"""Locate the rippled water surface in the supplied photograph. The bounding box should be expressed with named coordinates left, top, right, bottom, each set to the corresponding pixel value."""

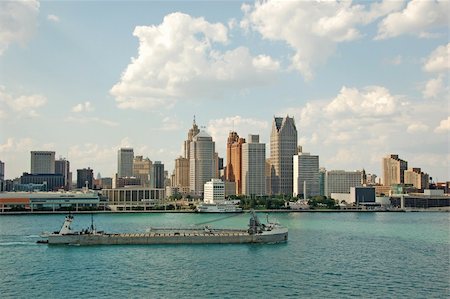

left=0, top=212, right=449, bottom=298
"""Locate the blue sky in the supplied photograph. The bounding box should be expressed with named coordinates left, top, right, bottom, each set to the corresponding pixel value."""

left=0, top=0, right=449, bottom=182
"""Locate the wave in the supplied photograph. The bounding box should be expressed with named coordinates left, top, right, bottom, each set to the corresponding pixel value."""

left=0, top=241, right=39, bottom=246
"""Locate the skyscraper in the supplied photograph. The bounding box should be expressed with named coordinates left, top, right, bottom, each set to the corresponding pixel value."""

left=133, top=156, right=152, bottom=186
left=270, top=116, right=298, bottom=195
left=77, top=168, right=94, bottom=189
left=55, top=158, right=71, bottom=190
left=118, top=148, right=134, bottom=178
left=382, top=154, right=408, bottom=186
left=174, top=156, right=190, bottom=194
left=242, top=135, right=266, bottom=196
left=404, top=168, right=429, bottom=190
left=225, top=131, right=245, bottom=194
left=0, top=160, right=4, bottom=191
left=325, top=170, right=362, bottom=197
left=293, top=151, right=319, bottom=198
left=184, top=117, right=200, bottom=160
left=189, top=131, right=216, bottom=195
left=152, top=161, right=165, bottom=189
left=31, top=151, right=55, bottom=174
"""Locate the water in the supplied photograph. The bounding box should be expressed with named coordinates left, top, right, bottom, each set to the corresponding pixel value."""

left=0, top=212, right=448, bottom=298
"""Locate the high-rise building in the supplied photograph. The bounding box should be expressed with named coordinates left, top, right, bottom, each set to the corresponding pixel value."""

left=225, top=131, right=245, bottom=194
left=319, top=168, right=326, bottom=196
left=265, top=159, right=271, bottom=195
left=31, top=151, right=55, bottom=174
left=184, top=117, right=200, bottom=160
left=118, top=148, right=134, bottom=178
left=0, top=160, right=5, bottom=191
left=77, top=168, right=94, bottom=189
left=270, top=116, right=298, bottom=195
left=242, top=135, right=266, bottom=196
left=174, top=156, right=190, bottom=194
left=152, top=161, right=165, bottom=189
left=382, top=154, right=408, bottom=186
left=133, top=156, right=152, bottom=186
left=293, top=152, right=319, bottom=198
left=325, top=170, right=363, bottom=197
left=55, top=158, right=71, bottom=190
left=190, top=131, right=216, bottom=195
left=404, top=168, right=429, bottom=190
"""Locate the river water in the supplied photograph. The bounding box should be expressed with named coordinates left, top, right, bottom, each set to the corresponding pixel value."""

left=0, top=212, right=448, bottom=298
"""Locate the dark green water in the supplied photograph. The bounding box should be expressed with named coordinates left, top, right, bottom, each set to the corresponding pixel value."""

left=0, top=212, right=448, bottom=298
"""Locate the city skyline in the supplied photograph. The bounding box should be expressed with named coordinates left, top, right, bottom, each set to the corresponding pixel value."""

left=0, top=1, right=449, bottom=181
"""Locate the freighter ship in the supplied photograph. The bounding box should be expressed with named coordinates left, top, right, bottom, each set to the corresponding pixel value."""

left=37, top=212, right=288, bottom=245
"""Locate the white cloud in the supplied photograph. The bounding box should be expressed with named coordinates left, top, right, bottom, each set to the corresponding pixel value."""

left=207, top=115, right=269, bottom=156
left=423, top=75, right=445, bottom=99
left=282, top=85, right=448, bottom=177
left=47, top=14, right=60, bottom=23
left=0, top=0, right=39, bottom=55
left=324, top=86, right=400, bottom=117
left=72, top=101, right=94, bottom=113
left=423, top=43, right=450, bottom=73
left=110, top=12, right=279, bottom=110
left=376, top=0, right=449, bottom=40
left=0, top=85, right=47, bottom=118
left=241, top=0, right=403, bottom=80
left=434, top=116, right=450, bottom=133
left=407, top=122, right=429, bottom=133
left=65, top=116, right=118, bottom=127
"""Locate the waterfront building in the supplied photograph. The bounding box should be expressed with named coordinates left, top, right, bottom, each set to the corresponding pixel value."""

left=404, top=168, right=429, bottom=190
left=203, top=179, right=225, bottom=204
left=55, top=158, right=71, bottom=190
left=76, top=168, right=94, bottom=189
left=270, top=116, right=298, bottom=195
left=382, top=154, right=407, bottom=186
left=114, top=175, right=141, bottom=188
left=350, top=187, right=376, bottom=205
left=293, top=151, right=319, bottom=198
left=0, top=191, right=101, bottom=213
left=118, top=148, right=134, bottom=178
left=19, top=173, right=65, bottom=191
left=189, top=131, right=216, bottom=195
left=241, top=135, right=266, bottom=196
left=102, top=187, right=165, bottom=211
left=133, top=156, right=152, bottom=187
left=225, top=131, right=246, bottom=194
left=31, top=151, right=55, bottom=174
left=174, top=156, right=190, bottom=194
left=325, top=170, right=362, bottom=198
left=152, top=161, right=165, bottom=189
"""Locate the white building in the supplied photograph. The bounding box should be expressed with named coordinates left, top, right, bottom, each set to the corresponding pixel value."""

left=325, top=170, right=362, bottom=197
left=31, top=151, right=55, bottom=174
left=190, top=131, right=216, bottom=195
left=293, top=152, right=319, bottom=198
left=242, top=135, right=266, bottom=196
left=203, top=179, right=225, bottom=204
left=118, top=148, right=134, bottom=178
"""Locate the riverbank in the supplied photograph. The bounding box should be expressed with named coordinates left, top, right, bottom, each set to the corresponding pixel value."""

left=1, top=207, right=448, bottom=215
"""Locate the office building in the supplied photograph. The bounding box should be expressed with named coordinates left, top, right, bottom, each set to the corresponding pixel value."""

left=55, top=158, right=71, bottom=190
left=203, top=179, right=225, bottom=203
left=133, top=156, right=152, bottom=186
left=102, top=187, right=165, bottom=211
left=0, top=160, right=4, bottom=191
left=270, top=116, right=298, bottom=195
left=319, top=168, right=326, bottom=196
left=225, top=131, right=245, bottom=194
left=118, top=148, right=134, bottom=178
left=77, top=168, right=94, bottom=189
left=31, top=151, right=55, bottom=174
left=190, top=131, right=216, bottom=195
left=293, top=152, right=319, bottom=198
left=184, top=117, right=200, bottom=160
left=404, top=168, right=429, bottom=190
left=152, top=161, right=165, bottom=189
left=382, top=154, right=407, bottom=186
left=350, top=187, right=376, bottom=205
left=242, top=135, right=266, bottom=196
left=174, top=156, right=190, bottom=194
left=20, top=173, right=64, bottom=191
left=325, top=170, right=362, bottom=197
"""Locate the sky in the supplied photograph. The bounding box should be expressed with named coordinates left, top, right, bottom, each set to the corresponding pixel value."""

left=0, top=0, right=449, bottom=182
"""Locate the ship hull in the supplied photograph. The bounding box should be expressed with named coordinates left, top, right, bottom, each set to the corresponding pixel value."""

left=45, top=228, right=288, bottom=245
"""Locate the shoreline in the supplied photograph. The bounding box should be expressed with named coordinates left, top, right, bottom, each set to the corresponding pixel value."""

left=1, top=207, right=448, bottom=215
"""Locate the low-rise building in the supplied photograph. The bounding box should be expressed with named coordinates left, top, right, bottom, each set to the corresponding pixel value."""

left=203, top=179, right=225, bottom=204
left=102, top=187, right=165, bottom=211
